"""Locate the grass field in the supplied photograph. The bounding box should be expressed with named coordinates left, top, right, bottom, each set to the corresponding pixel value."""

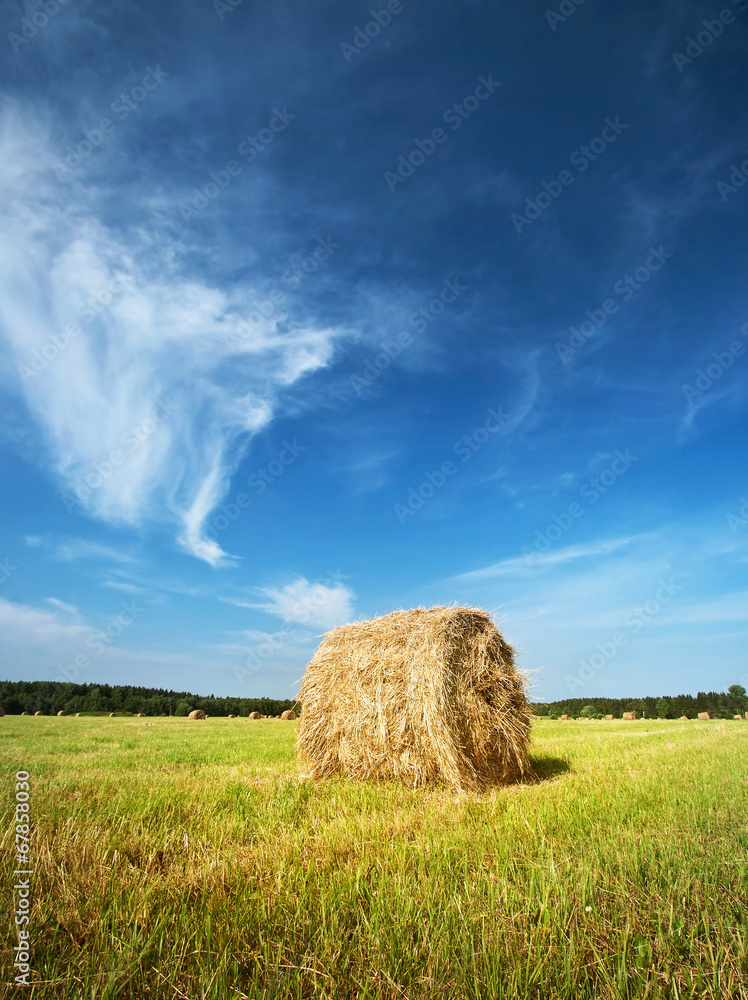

left=1, top=715, right=747, bottom=999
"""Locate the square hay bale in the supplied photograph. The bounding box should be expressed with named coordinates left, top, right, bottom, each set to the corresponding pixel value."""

left=605, top=714, right=614, bottom=720
left=296, top=606, right=531, bottom=792
left=560, top=714, right=569, bottom=721
left=697, top=712, right=710, bottom=721
left=622, top=711, right=636, bottom=720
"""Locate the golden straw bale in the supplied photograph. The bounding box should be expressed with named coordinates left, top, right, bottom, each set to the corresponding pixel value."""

left=734, top=714, right=744, bottom=720
left=135, top=713, right=146, bottom=718
left=34, top=711, right=43, bottom=716
left=697, top=712, right=710, bottom=721
left=248, top=711, right=261, bottom=719
left=57, top=710, right=66, bottom=716
left=281, top=710, right=297, bottom=720
left=679, top=715, right=689, bottom=720
left=188, top=709, right=207, bottom=720
left=605, top=714, right=614, bottom=720
left=296, top=605, right=530, bottom=792
left=560, top=714, right=569, bottom=721
left=227, top=714, right=236, bottom=718
left=622, top=712, right=636, bottom=720
left=109, top=713, right=116, bottom=717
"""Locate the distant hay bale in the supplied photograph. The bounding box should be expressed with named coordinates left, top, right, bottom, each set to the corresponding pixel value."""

left=21, top=711, right=28, bottom=716
left=227, top=714, right=236, bottom=719
left=297, top=605, right=531, bottom=792
left=248, top=711, right=261, bottom=720
left=75, top=713, right=80, bottom=717
left=188, top=709, right=207, bottom=720
left=622, top=712, right=636, bottom=720
left=109, top=713, right=116, bottom=717
left=57, top=710, right=66, bottom=716
left=679, top=715, right=689, bottom=720
left=560, top=714, right=569, bottom=721
left=605, top=714, right=614, bottom=720
left=280, top=710, right=297, bottom=720
left=34, top=711, right=43, bottom=716
left=135, top=713, right=146, bottom=718
left=697, top=712, right=710, bottom=721
left=734, top=714, right=743, bottom=720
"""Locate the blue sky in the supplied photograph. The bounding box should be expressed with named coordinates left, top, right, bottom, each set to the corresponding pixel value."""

left=0, top=0, right=746, bottom=702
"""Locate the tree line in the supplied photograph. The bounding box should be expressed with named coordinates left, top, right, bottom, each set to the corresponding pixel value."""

left=0, top=680, right=297, bottom=717
left=532, top=686, right=748, bottom=719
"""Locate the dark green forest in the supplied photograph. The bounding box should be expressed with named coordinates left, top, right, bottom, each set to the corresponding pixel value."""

left=532, top=686, right=748, bottom=719
left=1, top=679, right=746, bottom=720
left=0, top=679, right=296, bottom=717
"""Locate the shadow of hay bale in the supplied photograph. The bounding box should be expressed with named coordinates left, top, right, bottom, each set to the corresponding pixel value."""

left=297, top=605, right=531, bottom=792
left=527, top=754, right=573, bottom=783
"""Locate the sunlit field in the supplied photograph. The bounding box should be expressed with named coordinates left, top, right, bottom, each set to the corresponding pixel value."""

left=2, top=715, right=747, bottom=999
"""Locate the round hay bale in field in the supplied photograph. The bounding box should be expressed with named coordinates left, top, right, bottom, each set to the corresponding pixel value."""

left=188, top=709, right=207, bottom=720
left=21, top=711, right=28, bottom=716
left=679, top=715, right=689, bottom=720
left=560, top=714, right=569, bottom=721
left=34, top=711, right=43, bottom=716
left=227, top=714, right=236, bottom=719
left=734, top=714, right=744, bottom=720
left=75, top=712, right=80, bottom=717
left=109, top=713, right=116, bottom=717
left=622, top=712, right=636, bottom=720
left=697, top=712, right=710, bottom=721
left=135, top=713, right=146, bottom=718
left=297, top=605, right=531, bottom=792
left=281, top=710, right=297, bottom=720
left=57, top=710, right=66, bottom=716
left=605, top=714, right=614, bottom=721
left=248, top=711, right=261, bottom=720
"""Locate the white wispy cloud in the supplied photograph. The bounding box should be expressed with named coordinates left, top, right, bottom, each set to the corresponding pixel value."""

left=0, top=100, right=348, bottom=566
left=450, top=536, right=639, bottom=582
left=224, top=575, right=356, bottom=630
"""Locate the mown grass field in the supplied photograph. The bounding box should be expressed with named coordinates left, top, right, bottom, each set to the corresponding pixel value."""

left=1, top=715, right=747, bottom=999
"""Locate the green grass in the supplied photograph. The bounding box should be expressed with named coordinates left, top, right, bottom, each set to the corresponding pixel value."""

left=1, top=715, right=747, bottom=999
